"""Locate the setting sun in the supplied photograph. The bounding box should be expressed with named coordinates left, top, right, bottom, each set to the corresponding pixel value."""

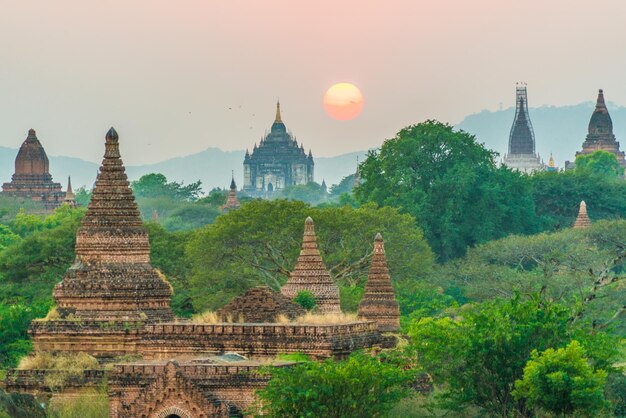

left=323, top=83, right=364, bottom=121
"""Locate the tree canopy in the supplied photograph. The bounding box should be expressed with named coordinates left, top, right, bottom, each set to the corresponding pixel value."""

left=575, top=150, right=625, bottom=178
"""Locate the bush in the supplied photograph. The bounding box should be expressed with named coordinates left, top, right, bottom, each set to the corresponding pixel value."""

left=294, top=291, right=316, bottom=311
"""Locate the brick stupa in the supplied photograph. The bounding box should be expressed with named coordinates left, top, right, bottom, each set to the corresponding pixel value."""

left=62, top=176, right=77, bottom=207
left=220, top=173, right=240, bottom=212
left=573, top=200, right=591, bottom=229
left=53, top=127, right=173, bottom=321
left=1, top=129, right=64, bottom=210
left=358, top=233, right=400, bottom=332
left=281, top=217, right=341, bottom=313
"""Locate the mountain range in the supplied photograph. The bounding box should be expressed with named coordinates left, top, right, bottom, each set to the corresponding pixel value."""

left=1, top=101, right=623, bottom=193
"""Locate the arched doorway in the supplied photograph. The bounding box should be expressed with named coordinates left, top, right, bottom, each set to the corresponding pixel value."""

left=154, top=407, right=192, bottom=418
left=166, top=415, right=181, bottom=418
left=267, top=182, right=273, bottom=192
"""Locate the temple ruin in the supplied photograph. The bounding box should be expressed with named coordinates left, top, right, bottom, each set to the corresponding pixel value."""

left=573, top=200, right=591, bottom=229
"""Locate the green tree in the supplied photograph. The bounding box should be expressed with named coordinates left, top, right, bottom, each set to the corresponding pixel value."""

left=253, top=352, right=414, bottom=417
left=187, top=200, right=433, bottom=310
left=531, top=170, right=626, bottom=230
left=74, top=186, right=92, bottom=206
left=355, top=120, right=539, bottom=260
left=329, top=173, right=356, bottom=196
left=575, top=150, right=625, bottom=178
left=278, top=182, right=328, bottom=205
left=131, top=173, right=203, bottom=201
left=294, top=291, right=316, bottom=311
left=408, top=295, right=616, bottom=416
left=513, top=341, right=609, bottom=417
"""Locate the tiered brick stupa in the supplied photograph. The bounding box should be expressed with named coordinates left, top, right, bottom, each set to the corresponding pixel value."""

left=575, top=90, right=626, bottom=170
left=358, top=233, right=400, bottom=332
left=53, top=128, right=173, bottom=321
left=573, top=200, right=591, bottom=229
left=1, top=129, right=64, bottom=210
left=281, top=217, right=341, bottom=313
left=220, top=173, right=240, bottom=212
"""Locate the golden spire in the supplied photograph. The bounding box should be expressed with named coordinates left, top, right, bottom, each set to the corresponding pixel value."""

left=548, top=153, right=555, bottom=168
left=274, top=100, right=282, bottom=123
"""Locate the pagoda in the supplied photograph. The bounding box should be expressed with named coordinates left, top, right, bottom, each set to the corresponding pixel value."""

left=281, top=217, right=341, bottom=313
left=575, top=89, right=626, bottom=170
left=358, top=233, right=400, bottom=332
left=243, top=101, right=314, bottom=196
left=1, top=129, right=64, bottom=210
left=221, top=173, right=241, bottom=212
left=62, top=176, right=77, bottom=207
left=573, top=200, right=591, bottom=229
left=502, top=85, right=545, bottom=173
left=53, top=127, right=173, bottom=321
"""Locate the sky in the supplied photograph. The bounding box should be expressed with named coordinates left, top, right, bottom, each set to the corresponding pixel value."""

left=2, top=0, right=626, bottom=165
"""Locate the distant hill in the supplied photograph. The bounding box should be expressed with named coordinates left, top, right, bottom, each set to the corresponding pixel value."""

left=455, top=101, right=626, bottom=168
left=0, top=146, right=368, bottom=194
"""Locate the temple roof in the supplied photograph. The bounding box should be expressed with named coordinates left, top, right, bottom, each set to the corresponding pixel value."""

left=508, top=89, right=536, bottom=156
left=14, top=129, right=51, bottom=176
left=587, top=89, right=614, bottom=139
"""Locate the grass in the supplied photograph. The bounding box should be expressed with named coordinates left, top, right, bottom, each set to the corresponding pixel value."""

left=285, top=312, right=358, bottom=325
left=47, top=389, right=108, bottom=418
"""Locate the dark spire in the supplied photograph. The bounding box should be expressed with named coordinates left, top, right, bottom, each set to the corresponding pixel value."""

left=508, top=85, right=536, bottom=155
left=230, top=170, right=237, bottom=190
left=587, top=89, right=614, bottom=137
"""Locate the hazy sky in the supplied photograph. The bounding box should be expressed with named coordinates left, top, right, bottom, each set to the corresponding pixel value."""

left=2, top=0, right=626, bottom=164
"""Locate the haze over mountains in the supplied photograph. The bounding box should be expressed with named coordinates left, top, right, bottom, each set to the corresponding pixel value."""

left=1, top=101, right=623, bottom=192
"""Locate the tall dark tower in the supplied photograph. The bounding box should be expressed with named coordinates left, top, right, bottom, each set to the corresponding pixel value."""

left=503, top=84, right=545, bottom=173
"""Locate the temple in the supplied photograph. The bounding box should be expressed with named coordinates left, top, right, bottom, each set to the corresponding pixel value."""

left=502, top=85, right=545, bottom=173
left=358, top=233, right=401, bottom=332
left=1, top=129, right=64, bottom=210
left=243, top=101, right=314, bottom=195
left=220, top=173, right=241, bottom=212
left=281, top=217, right=341, bottom=313
left=62, top=176, right=77, bottom=207
left=6, top=128, right=394, bottom=417
left=573, top=200, right=591, bottom=229
left=574, top=89, right=626, bottom=170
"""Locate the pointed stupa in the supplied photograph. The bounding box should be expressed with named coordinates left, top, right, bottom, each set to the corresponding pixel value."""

left=274, top=100, right=282, bottom=123
left=573, top=200, right=591, bottom=229
left=358, top=233, right=400, bottom=332
left=62, top=176, right=77, bottom=207
left=53, top=127, right=173, bottom=321
left=281, top=217, right=341, bottom=313
left=221, top=171, right=241, bottom=212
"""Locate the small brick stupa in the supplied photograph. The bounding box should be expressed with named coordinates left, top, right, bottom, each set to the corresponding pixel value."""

left=281, top=217, right=341, bottom=313
left=573, top=200, right=591, bottom=229
left=221, top=173, right=240, bottom=212
left=1, top=129, right=64, bottom=210
left=358, top=233, right=400, bottom=332
left=62, top=176, right=77, bottom=207
left=54, top=128, right=173, bottom=321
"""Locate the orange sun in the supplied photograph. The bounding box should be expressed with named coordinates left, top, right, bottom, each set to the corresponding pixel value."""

left=323, top=83, right=364, bottom=121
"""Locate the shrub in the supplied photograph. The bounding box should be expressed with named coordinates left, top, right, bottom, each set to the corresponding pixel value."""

left=294, top=291, right=316, bottom=311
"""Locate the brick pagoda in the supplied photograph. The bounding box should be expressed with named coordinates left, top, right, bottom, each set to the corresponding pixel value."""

left=220, top=173, right=240, bottom=212
left=281, top=217, right=341, bottom=313
left=1, top=129, right=64, bottom=210
left=358, top=233, right=401, bottom=332
left=62, top=176, right=77, bottom=207
left=53, top=127, right=174, bottom=322
left=573, top=200, right=591, bottom=229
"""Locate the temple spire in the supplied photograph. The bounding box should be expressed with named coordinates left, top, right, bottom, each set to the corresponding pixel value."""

left=275, top=100, right=282, bottom=123
left=62, top=176, right=77, bottom=207
left=596, top=89, right=607, bottom=110
left=358, top=233, right=400, bottom=332
left=573, top=200, right=591, bottom=229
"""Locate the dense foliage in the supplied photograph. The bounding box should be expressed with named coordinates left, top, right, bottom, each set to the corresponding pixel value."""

left=355, top=121, right=539, bottom=260
left=187, top=199, right=434, bottom=310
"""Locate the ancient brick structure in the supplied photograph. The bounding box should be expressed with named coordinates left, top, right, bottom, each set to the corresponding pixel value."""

left=220, top=174, right=240, bottom=212
left=53, top=127, right=173, bottom=322
left=358, top=234, right=400, bottom=332
left=281, top=217, right=341, bottom=313
left=243, top=102, right=314, bottom=196
left=62, top=176, right=78, bottom=207
left=573, top=200, right=591, bottom=229
left=109, top=358, right=292, bottom=418
left=1, top=129, right=64, bottom=210
left=575, top=89, right=626, bottom=170
left=216, top=286, right=304, bottom=323
left=139, top=321, right=380, bottom=360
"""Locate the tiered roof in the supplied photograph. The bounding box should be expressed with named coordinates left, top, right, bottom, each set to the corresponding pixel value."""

left=221, top=173, right=240, bottom=212
left=573, top=200, right=591, bottom=229
left=281, top=217, right=340, bottom=313
left=54, top=128, right=173, bottom=321
left=358, top=233, right=400, bottom=332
